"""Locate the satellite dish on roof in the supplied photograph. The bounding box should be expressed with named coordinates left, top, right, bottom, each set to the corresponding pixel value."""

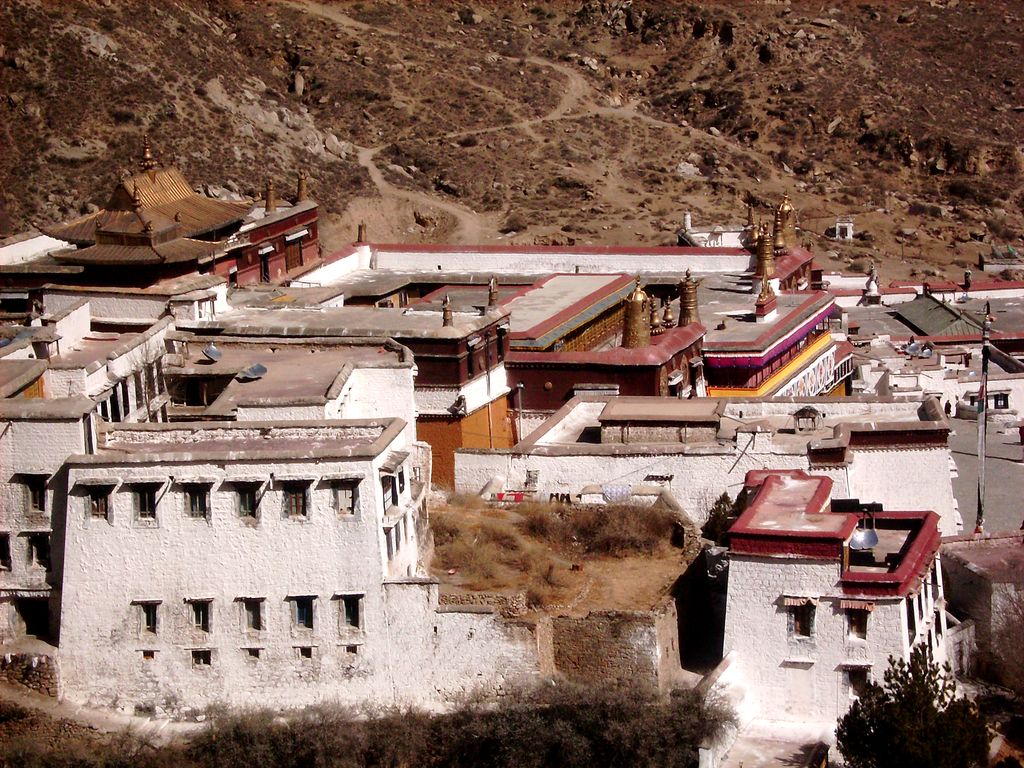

left=849, top=513, right=879, bottom=551
left=236, top=363, right=267, bottom=381
left=921, top=347, right=934, bottom=359
left=906, top=341, right=921, bottom=356
left=202, top=343, right=222, bottom=362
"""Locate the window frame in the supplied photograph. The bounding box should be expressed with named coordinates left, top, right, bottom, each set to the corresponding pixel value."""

left=132, top=483, right=160, bottom=522
left=788, top=602, right=815, bottom=639
left=331, top=480, right=360, bottom=517
left=23, top=475, right=47, bottom=514
left=282, top=481, right=310, bottom=519
left=183, top=483, right=212, bottom=520
left=88, top=487, right=112, bottom=520
left=241, top=598, right=264, bottom=632
left=187, top=599, right=212, bottom=633
left=26, top=533, right=50, bottom=571
left=847, top=608, right=869, bottom=640
left=0, top=533, right=10, bottom=571
left=135, top=601, right=160, bottom=635
left=191, top=649, right=212, bottom=667
left=338, top=593, right=363, bottom=630
left=236, top=483, right=260, bottom=520
left=290, top=595, right=315, bottom=631
left=847, top=668, right=869, bottom=698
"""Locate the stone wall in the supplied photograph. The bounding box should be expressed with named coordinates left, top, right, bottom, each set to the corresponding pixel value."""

left=372, top=246, right=753, bottom=275
left=545, top=601, right=682, bottom=692
left=0, top=652, right=57, bottom=696
left=439, top=591, right=527, bottom=618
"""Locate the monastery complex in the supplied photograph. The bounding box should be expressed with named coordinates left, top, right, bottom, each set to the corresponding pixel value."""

left=0, top=141, right=1022, bottom=756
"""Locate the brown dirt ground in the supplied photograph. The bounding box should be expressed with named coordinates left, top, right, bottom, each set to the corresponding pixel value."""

left=431, top=500, right=694, bottom=618
left=2, top=1, right=1022, bottom=283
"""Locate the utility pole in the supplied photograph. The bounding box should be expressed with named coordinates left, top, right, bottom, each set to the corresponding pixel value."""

left=975, top=302, right=993, bottom=535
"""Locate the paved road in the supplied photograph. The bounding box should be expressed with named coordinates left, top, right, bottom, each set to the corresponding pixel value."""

left=948, top=416, right=1023, bottom=534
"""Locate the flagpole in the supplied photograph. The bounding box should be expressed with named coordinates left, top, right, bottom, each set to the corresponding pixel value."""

left=975, top=303, right=992, bottom=535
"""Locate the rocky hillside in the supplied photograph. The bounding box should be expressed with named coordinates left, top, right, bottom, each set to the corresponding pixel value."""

left=1, top=0, right=1022, bottom=280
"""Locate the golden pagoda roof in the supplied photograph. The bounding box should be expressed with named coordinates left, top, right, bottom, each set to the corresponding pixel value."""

left=43, top=140, right=251, bottom=245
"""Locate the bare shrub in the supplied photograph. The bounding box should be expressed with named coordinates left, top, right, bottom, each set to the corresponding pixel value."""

left=516, top=503, right=677, bottom=557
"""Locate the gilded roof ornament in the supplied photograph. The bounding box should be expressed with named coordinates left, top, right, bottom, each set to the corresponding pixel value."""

left=139, top=135, right=158, bottom=172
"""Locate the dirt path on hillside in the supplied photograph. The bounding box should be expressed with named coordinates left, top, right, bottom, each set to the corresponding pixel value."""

left=280, top=0, right=786, bottom=245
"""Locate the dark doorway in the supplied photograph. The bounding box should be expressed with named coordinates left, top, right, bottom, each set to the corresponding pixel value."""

left=15, top=598, right=49, bottom=639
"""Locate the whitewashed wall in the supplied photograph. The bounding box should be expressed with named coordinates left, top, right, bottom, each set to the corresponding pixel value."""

left=722, top=554, right=943, bottom=724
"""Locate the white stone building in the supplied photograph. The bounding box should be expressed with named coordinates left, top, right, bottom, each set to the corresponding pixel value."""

left=56, top=419, right=539, bottom=714
left=722, top=469, right=947, bottom=726
left=455, top=395, right=961, bottom=534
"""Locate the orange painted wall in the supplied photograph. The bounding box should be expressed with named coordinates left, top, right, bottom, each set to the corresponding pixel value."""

left=418, top=398, right=513, bottom=487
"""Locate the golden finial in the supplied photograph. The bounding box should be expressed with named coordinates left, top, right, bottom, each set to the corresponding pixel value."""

left=629, top=276, right=647, bottom=303
left=132, top=184, right=143, bottom=211
left=139, top=135, right=158, bottom=171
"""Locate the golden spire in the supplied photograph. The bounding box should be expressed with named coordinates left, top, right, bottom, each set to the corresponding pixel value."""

left=356, top=221, right=367, bottom=243
left=662, top=300, right=675, bottom=328
left=679, top=269, right=701, bottom=327
left=650, top=298, right=663, bottom=334
left=775, top=194, right=797, bottom=251
left=756, top=222, right=775, bottom=279
left=139, top=135, right=158, bottom=171
left=623, top=277, right=651, bottom=349
left=296, top=170, right=309, bottom=202
left=629, top=276, right=647, bottom=303
left=132, top=184, right=143, bottom=211
left=773, top=206, right=785, bottom=252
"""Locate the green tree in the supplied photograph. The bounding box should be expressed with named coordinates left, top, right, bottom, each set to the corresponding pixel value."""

left=836, top=646, right=989, bottom=768
left=701, top=492, right=735, bottom=546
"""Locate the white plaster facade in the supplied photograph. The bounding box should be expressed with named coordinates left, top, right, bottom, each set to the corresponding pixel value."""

left=0, top=399, right=93, bottom=642
left=368, top=245, right=753, bottom=276
left=723, top=554, right=947, bottom=725
left=57, top=420, right=539, bottom=714
left=455, top=397, right=959, bottom=532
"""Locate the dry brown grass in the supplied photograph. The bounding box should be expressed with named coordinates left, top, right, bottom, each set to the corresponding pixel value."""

left=515, top=502, right=678, bottom=557
left=433, top=499, right=682, bottom=609
left=432, top=509, right=559, bottom=596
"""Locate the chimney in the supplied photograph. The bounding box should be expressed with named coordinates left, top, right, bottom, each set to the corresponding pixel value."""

left=356, top=221, right=367, bottom=243
left=622, top=278, right=651, bottom=349
left=442, top=294, right=453, bottom=327
left=264, top=179, right=277, bottom=214
left=683, top=211, right=693, bottom=231
left=296, top=170, right=309, bottom=202
left=678, top=269, right=701, bottom=327
left=487, top=276, right=499, bottom=308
